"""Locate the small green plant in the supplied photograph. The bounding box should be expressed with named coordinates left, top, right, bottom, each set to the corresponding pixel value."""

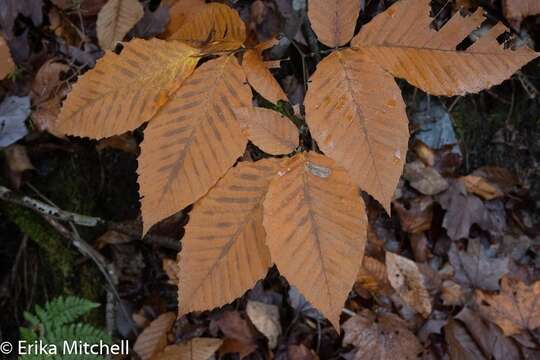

left=19, top=296, right=110, bottom=360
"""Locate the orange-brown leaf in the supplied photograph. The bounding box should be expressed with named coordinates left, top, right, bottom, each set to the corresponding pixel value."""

left=164, top=0, right=207, bottom=38
left=0, top=36, right=14, bottom=79
left=178, top=159, right=280, bottom=315
left=351, top=0, right=539, bottom=96
left=503, top=0, right=540, bottom=19
left=263, top=152, right=367, bottom=328
left=96, top=0, right=144, bottom=50
left=153, top=338, right=223, bottom=360
left=169, top=3, right=246, bottom=53
left=304, top=49, right=409, bottom=212
left=138, top=55, right=251, bottom=233
left=356, top=256, right=390, bottom=294
left=476, top=277, right=540, bottom=336
left=308, top=0, right=361, bottom=48
left=134, top=312, right=176, bottom=360
left=242, top=49, right=287, bottom=103
left=54, top=39, right=199, bottom=139
left=386, top=252, right=432, bottom=317
left=234, top=107, right=298, bottom=155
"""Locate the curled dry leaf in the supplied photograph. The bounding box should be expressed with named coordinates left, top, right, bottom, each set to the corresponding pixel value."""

left=352, top=0, right=539, bottom=96
left=503, top=0, right=540, bottom=20
left=164, top=0, right=206, bottom=38
left=178, top=160, right=278, bottom=315
left=0, top=36, right=15, bottom=79
left=404, top=160, right=449, bottom=196
left=96, top=0, right=144, bottom=50
left=460, top=175, right=504, bottom=200
left=356, top=255, right=391, bottom=294
left=448, top=240, right=509, bottom=292
left=169, top=3, right=246, bottom=53
left=263, top=152, right=367, bottom=328
left=133, top=312, right=176, bottom=360
left=153, top=338, right=223, bottom=360
left=54, top=38, right=198, bottom=139
left=242, top=49, right=287, bottom=103
left=476, top=277, right=540, bottom=336
left=386, top=252, right=432, bottom=317
left=342, top=310, right=423, bottom=360
left=305, top=49, right=409, bottom=213
left=307, top=0, right=361, bottom=48
left=246, top=300, right=281, bottom=349
left=138, top=55, right=251, bottom=233
left=234, top=107, right=298, bottom=155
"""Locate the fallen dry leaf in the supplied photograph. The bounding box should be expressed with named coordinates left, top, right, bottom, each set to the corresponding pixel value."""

left=263, top=152, right=368, bottom=328
left=342, top=310, right=423, bottom=360
left=441, top=280, right=465, bottom=306
left=96, top=0, right=144, bottom=50
left=460, top=175, right=504, bottom=200
left=152, top=338, right=223, bottom=360
left=234, top=107, right=298, bottom=155
left=456, top=307, right=520, bottom=360
left=246, top=301, right=281, bottom=349
left=133, top=312, right=176, bottom=360
left=404, top=160, right=449, bottom=195
left=0, top=36, right=15, bottom=79
left=356, top=255, right=391, bottom=294
left=444, top=319, right=485, bottom=360
left=503, top=0, right=540, bottom=20
left=214, top=311, right=258, bottom=358
left=393, top=196, right=434, bottom=234
left=163, top=0, right=206, bottom=38
left=476, top=277, right=540, bottom=336
left=386, top=252, right=432, bottom=317
left=449, top=240, right=509, bottom=292
left=288, top=344, right=319, bottom=360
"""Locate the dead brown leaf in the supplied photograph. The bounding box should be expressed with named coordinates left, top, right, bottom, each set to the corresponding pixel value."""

left=246, top=301, right=281, bottom=349
left=134, top=312, right=176, bottom=360
left=404, top=160, right=449, bottom=195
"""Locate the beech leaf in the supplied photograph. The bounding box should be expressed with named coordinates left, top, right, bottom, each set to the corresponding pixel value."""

left=234, top=107, right=298, bottom=155
left=96, top=0, right=144, bottom=50
left=352, top=0, right=539, bottom=96
left=307, top=0, right=361, bottom=48
left=138, top=55, right=251, bottom=233
left=263, top=152, right=368, bottom=328
left=164, top=0, right=206, bottom=38
left=177, top=160, right=279, bottom=315
left=503, top=0, right=540, bottom=20
left=242, top=49, right=287, bottom=103
left=168, top=3, right=246, bottom=53
left=153, top=338, right=223, bottom=360
left=305, top=49, right=409, bottom=212
left=133, top=312, right=176, bottom=360
left=54, top=38, right=199, bottom=139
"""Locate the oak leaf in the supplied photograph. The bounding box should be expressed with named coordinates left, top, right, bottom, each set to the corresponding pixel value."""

left=342, top=310, right=423, bottom=360
left=177, top=159, right=278, bottom=314
left=54, top=38, right=199, bottom=139
left=263, top=152, right=367, bottom=328
left=448, top=240, right=509, bottom=292
left=169, top=3, right=246, bottom=53
left=351, top=0, right=539, bottom=96
left=305, top=49, right=409, bottom=212
left=96, top=0, right=144, bottom=50
left=153, top=338, right=223, bottom=360
left=386, top=251, right=432, bottom=317
left=476, top=277, right=540, bottom=336
left=234, top=107, right=298, bottom=155
left=138, top=55, right=251, bottom=232
left=0, top=36, right=14, bottom=79
left=242, top=49, right=287, bottom=103
left=133, top=312, right=176, bottom=360
left=307, top=0, right=361, bottom=48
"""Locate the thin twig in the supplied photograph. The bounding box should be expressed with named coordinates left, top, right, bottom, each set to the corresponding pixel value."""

left=0, top=185, right=103, bottom=227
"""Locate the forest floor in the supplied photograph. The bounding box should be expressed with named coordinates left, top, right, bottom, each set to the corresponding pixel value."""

left=1, top=0, right=540, bottom=359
